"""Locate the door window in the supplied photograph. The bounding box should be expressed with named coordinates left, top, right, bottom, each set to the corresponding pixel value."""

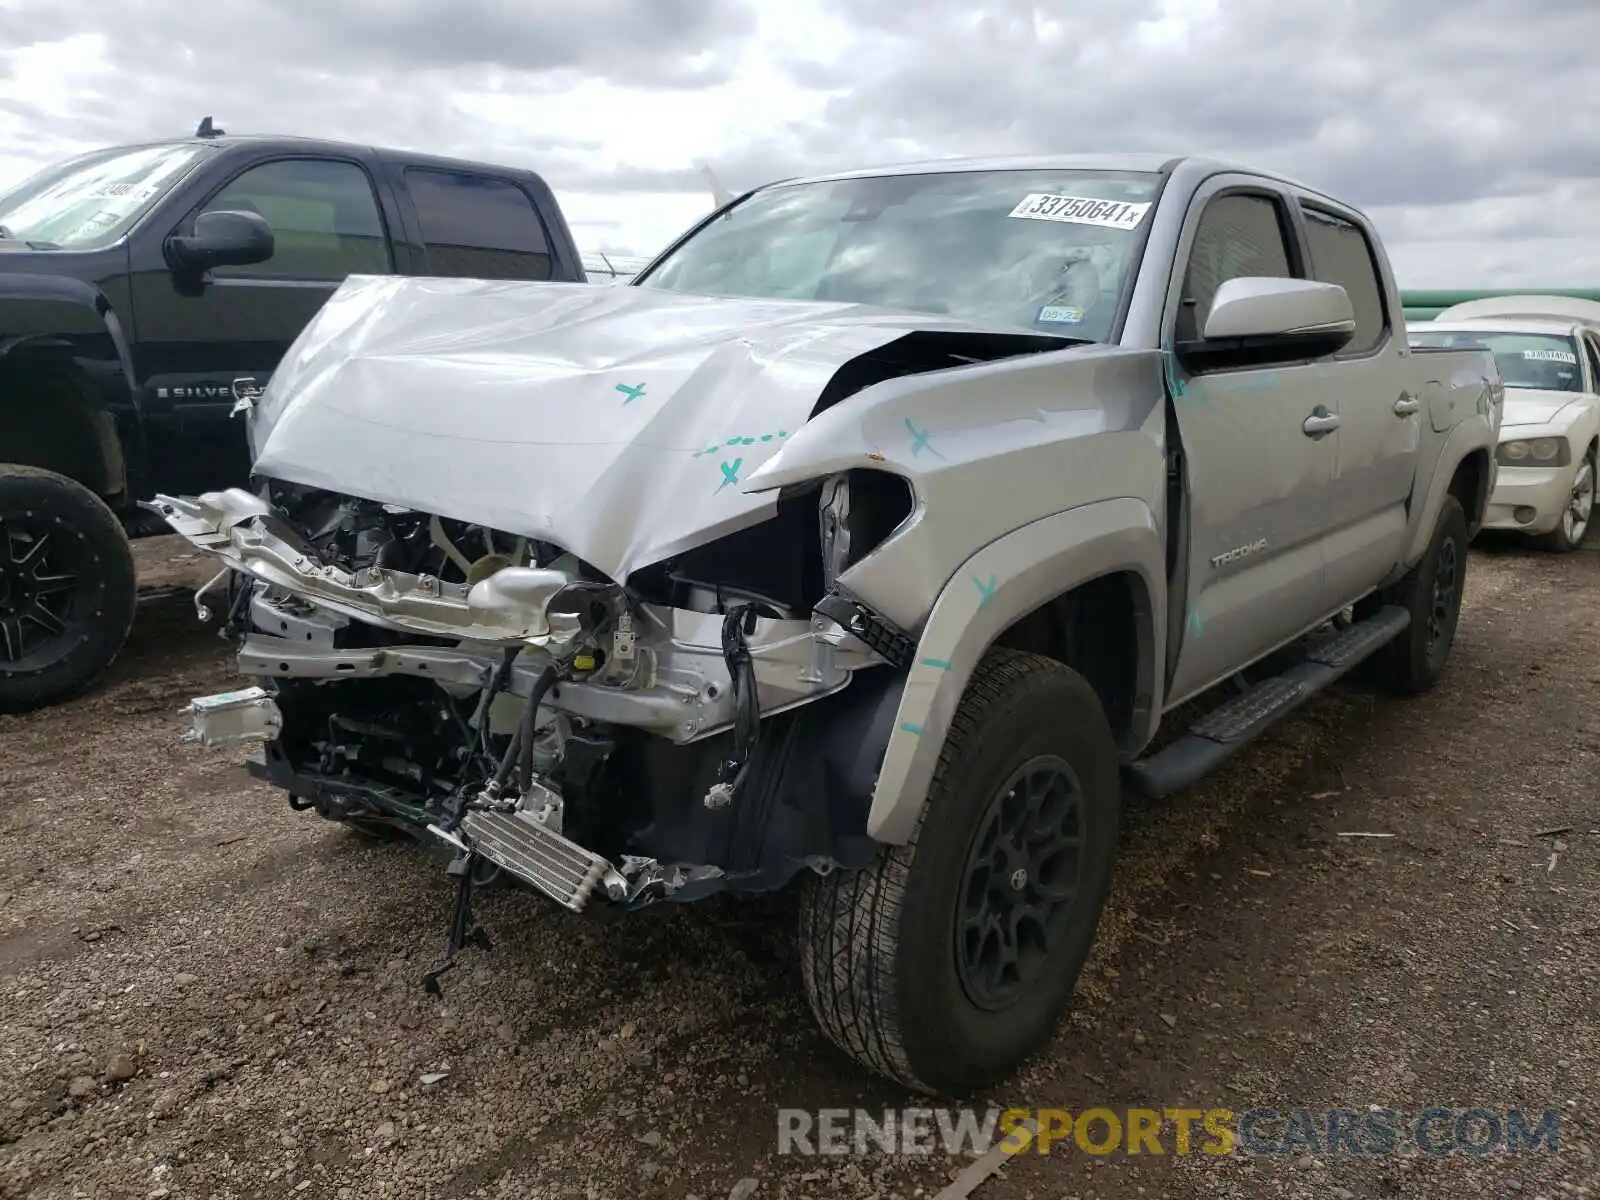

left=1175, top=192, right=1296, bottom=343
left=202, top=158, right=391, bottom=279
left=1300, top=205, right=1388, bottom=355
left=404, top=168, right=553, bottom=280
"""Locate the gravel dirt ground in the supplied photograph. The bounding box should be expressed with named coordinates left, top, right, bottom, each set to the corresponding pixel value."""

left=2, top=533, right=1597, bottom=1200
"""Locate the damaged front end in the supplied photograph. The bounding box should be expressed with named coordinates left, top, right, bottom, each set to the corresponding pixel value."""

left=155, top=466, right=912, bottom=978
left=149, top=273, right=1113, bottom=993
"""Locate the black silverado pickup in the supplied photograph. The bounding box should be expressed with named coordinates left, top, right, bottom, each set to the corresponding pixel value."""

left=0, top=122, right=587, bottom=712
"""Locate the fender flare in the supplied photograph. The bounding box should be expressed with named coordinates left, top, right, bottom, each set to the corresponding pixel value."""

left=0, top=270, right=139, bottom=392
left=1401, top=415, right=1494, bottom=569
left=0, top=272, right=137, bottom=377
left=0, top=273, right=140, bottom=494
left=865, top=496, right=1166, bottom=844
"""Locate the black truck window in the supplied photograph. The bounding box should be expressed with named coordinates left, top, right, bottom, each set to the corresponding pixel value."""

left=404, top=168, right=552, bottom=280
left=203, top=158, right=391, bottom=280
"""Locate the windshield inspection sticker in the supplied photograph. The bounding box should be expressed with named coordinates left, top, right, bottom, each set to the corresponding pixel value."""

left=1523, top=348, right=1577, bottom=364
left=1036, top=304, right=1085, bottom=325
left=1009, top=194, right=1152, bottom=230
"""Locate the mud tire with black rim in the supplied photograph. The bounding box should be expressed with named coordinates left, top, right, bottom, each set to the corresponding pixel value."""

left=1359, top=493, right=1468, bottom=696
left=0, top=465, right=137, bottom=713
left=796, top=648, right=1121, bottom=1095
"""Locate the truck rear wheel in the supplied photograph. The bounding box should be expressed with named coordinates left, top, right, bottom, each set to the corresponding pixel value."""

left=0, top=465, right=137, bottom=713
left=1360, top=494, right=1468, bottom=696
left=797, top=649, right=1120, bottom=1095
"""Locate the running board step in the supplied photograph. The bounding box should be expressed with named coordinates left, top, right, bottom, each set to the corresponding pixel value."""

left=1124, top=604, right=1410, bottom=798
left=458, top=809, right=623, bottom=912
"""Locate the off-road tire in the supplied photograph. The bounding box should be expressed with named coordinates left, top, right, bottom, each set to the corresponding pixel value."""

left=0, top=465, right=137, bottom=714
left=797, top=648, right=1121, bottom=1095
left=1360, top=494, right=1468, bottom=695
left=1532, top=444, right=1595, bottom=553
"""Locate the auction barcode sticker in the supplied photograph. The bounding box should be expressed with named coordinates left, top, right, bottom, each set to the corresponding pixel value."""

left=1008, top=194, right=1152, bottom=231
left=82, top=181, right=163, bottom=203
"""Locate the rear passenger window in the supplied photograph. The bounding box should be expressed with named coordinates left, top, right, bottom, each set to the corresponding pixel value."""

left=1301, top=206, right=1388, bottom=355
left=405, top=169, right=552, bottom=280
left=1177, top=193, right=1295, bottom=343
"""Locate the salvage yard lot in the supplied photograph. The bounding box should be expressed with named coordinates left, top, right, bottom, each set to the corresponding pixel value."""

left=2, top=536, right=1597, bottom=1200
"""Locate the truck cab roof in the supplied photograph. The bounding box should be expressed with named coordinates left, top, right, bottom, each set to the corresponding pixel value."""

left=765, top=153, right=1346, bottom=211
left=77, top=133, right=557, bottom=184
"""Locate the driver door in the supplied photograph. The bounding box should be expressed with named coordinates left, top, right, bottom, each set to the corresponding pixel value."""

left=1163, top=181, right=1340, bottom=706
left=126, top=154, right=394, bottom=496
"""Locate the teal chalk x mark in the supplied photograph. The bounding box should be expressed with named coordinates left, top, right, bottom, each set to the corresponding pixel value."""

left=899, top=722, right=925, bottom=736
left=905, top=417, right=946, bottom=459
left=920, top=657, right=952, bottom=670
left=615, top=381, right=648, bottom=404
left=972, top=573, right=998, bottom=607
left=1187, top=607, right=1205, bottom=638
left=694, top=429, right=788, bottom=458
left=1163, top=348, right=1188, bottom=398
left=715, top=458, right=742, bottom=493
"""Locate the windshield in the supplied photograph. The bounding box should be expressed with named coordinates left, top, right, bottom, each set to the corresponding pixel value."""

left=636, top=168, right=1163, bottom=342
left=1408, top=329, right=1585, bottom=393
left=0, top=143, right=209, bottom=249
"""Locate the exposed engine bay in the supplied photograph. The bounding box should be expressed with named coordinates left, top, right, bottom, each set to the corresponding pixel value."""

left=158, top=464, right=919, bottom=984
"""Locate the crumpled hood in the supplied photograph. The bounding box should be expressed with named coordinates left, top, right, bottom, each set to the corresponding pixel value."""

left=1500, top=390, right=1586, bottom=429
left=250, top=274, right=1066, bottom=582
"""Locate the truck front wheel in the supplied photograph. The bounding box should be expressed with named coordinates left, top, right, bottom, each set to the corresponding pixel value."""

left=797, top=649, right=1121, bottom=1095
left=0, top=465, right=137, bottom=713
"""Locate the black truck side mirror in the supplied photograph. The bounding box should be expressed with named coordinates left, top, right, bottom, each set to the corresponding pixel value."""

left=166, top=210, right=275, bottom=274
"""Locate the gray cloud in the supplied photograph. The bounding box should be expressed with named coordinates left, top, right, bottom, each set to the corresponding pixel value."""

left=20, top=0, right=756, bottom=91
left=0, top=0, right=756, bottom=211
left=0, top=0, right=1595, bottom=275
left=690, top=0, right=1600, bottom=226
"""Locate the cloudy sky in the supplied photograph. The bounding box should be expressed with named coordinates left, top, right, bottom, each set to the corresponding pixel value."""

left=0, top=0, right=1595, bottom=285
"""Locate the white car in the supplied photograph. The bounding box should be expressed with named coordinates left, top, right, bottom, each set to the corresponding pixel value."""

left=1410, top=298, right=1600, bottom=551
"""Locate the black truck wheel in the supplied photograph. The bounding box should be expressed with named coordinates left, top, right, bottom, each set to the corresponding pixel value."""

left=1360, top=494, right=1468, bottom=696
left=797, top=648, right=1121, bottom=1095
left=0, top=465, right=138, bottom=713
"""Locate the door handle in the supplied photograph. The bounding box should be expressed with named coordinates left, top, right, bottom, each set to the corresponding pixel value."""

left=1393, top=393, right=1420, bottom=416
left=1302, top=407, right=1341, bottom=438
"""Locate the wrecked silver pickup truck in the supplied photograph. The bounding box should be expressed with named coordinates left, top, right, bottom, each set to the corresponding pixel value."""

left=155, top=155, right=1501, bottom=1095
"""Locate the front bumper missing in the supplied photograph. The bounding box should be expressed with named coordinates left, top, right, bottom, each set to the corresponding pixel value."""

left=148, top=488, right=579, bottom=645
left=182, top=686, right=283, bottom=748
left=440, top=809, right=627, bottom=912
left=182, top=686, right=632, bottom=915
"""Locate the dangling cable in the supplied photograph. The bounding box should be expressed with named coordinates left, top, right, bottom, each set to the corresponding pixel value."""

left=516, top=665, right=560, bottom=795
left=474, top=646, right=520, bottom=763
left=424, top=658, right=555, bottom=996
left=717, top=603, right=761, bottom=799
